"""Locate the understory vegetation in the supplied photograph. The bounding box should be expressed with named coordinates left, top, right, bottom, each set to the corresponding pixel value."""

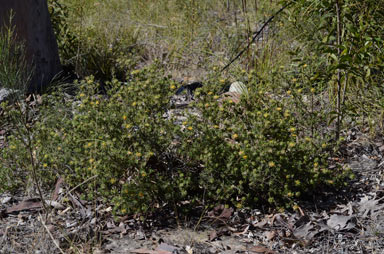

left=1, top=0, right=383, bottom=216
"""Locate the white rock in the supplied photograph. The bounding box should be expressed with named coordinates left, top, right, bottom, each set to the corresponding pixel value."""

left=229, top=81, right=248, bottom=96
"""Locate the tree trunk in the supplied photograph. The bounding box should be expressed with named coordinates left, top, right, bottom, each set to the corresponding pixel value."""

left=0, top=0, right=62, bottom=92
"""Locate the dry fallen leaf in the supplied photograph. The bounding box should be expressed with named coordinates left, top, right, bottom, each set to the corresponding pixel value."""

left=264, top=230, right=276, bottom=241
left=327, top=214, right=355, bottom=231
left=249, top=245, right=276, bottom=254
left=209, top=230, right=218, bottom=241
left=129, top=249, right=172, bottom=254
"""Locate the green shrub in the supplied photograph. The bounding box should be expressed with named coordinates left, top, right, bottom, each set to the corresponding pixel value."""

left=176, top=79, right=349, bottom=209
left=1, top=63, right=352, bottom=213
left=48, top=0, right=79, bottom=67
left=5, top=65, right=197, bottom=214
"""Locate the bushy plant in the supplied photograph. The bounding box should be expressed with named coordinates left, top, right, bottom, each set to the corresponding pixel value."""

left=176, top=78, right=349, bottom=209
left=5, top=65, right=200, bottom=214
left=283, top=0, right=384, bottom=136
left=1, top=63, right=353, bottom=214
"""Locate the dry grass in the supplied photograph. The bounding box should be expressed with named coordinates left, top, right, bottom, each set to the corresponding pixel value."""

left=61, top=0, right=288, bottom=81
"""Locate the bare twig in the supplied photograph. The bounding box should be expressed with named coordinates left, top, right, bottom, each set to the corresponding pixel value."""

left=63, top=174, right=99, bottom=200
left=335, top=0, right=342, bottom=140
left=39, top=214, right=66, bottom=254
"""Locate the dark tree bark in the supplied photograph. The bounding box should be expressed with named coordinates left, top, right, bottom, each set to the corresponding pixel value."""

left=0, top=0, right=62, bottom=92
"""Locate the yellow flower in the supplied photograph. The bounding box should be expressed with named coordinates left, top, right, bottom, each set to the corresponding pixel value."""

left=89, top=158, right=94, bottom=164
left=95, top=100, right=99, bottom=105
left=287, top=90, right=291, bottom=95
left=43, top=163, right=48, bottom=168
left=303, top=64, right=308, bottom=68
left=289, top=127, right=296, bottom=132
left=87, top=142, right=92, bottom=148
left=297, top=88, right=302, bottom=94
left=131, top=69, right=140, bottom=75
left=135, top=152, right=142, bottom=157
left=110, top=178, right=116, bottom=184
left=213, top=125, right=219, bottom=129
left=125, top=124, right=131, bottom=129
left=295, top=180, right=301, bottom=186
left=232, top=134, right=238, bottom=139
left=314, top=162, right=318, bottom=168
left=141, top=172, right=147, bottom=177
left=123, top=115, right=127, bottom=120
left=243, top=155, right=248, bottom=159
left=170, top=84, right=176, bottom=90
left=268, top=161, right=275, bottom=167
left=213, top=95, right=219, bottom=100
left=288, top=142, right=295, bottom=148
left=220, top=79, right=226, bottom=84
left=305, top=137, right=311, bottom=142
left=187, top=126, right=193, bottom=130
left=321, top=143, right=327, bottom=148
left=292, top=78, right=297, bottom=82
left=131, top=102, right=137, bottom=107
left=263, top=113, right=269, bottom=118
left=79, top=93, right=85, bottom=97
left=208, top=91, right=213, bottom=95
left=276, top=107, right=282, bottom=111
left=121, top=208, right=127, bottom=214
left=310, top=88, right=315, bottom=93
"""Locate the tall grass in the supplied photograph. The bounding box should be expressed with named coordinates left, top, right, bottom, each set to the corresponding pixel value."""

left=0, top=12, right=33, bottom=96
left=50, top=0, right=284, bottom=81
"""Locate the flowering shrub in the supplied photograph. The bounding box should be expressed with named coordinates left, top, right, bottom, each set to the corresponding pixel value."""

left=1, top=65, right=351, bottom=214
left=177, top=80, right=349, bottom=208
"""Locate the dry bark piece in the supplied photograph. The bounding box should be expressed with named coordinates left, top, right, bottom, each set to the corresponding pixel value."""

left=6, top=199, right=42, bottom=213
